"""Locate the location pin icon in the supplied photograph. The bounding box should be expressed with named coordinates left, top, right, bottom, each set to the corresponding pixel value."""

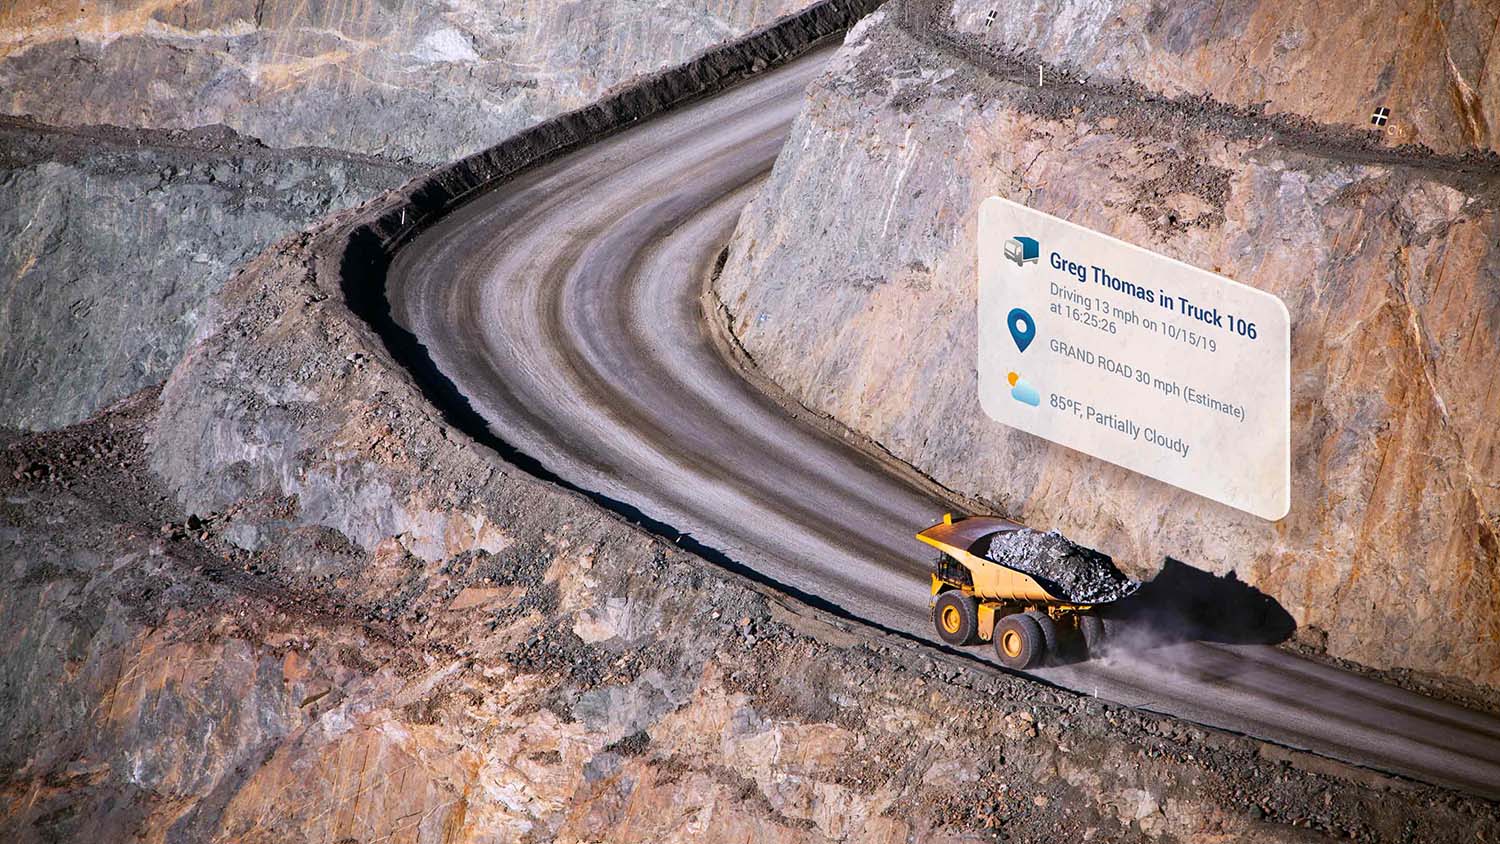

left=1008, top=307, right=1036, bottom=353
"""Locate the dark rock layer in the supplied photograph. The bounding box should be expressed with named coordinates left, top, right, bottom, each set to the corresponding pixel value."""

left=982, top=529, right=1140, bottom=604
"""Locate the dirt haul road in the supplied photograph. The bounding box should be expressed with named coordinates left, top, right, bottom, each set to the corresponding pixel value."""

left=384, top=49, right=1500, bottom=799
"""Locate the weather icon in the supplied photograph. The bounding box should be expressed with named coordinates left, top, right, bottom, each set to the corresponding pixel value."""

left=1008, top=371, right=1041, bottom=406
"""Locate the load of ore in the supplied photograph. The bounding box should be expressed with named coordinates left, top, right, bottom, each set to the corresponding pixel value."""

left=980, top=529, right=1140, bottom=604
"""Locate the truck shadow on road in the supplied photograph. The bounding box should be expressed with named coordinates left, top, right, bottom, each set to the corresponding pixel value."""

left=1045, top=558, right=1296, bottom=665
left=1106, top=558, right=1296, bottom=649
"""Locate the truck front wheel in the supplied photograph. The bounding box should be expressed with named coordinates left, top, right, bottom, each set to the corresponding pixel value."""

left=994, top=613, right=1046, bottom=669
left=933, top=591, right=979, bottom=645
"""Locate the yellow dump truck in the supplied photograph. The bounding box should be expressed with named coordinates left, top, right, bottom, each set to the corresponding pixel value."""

left=917, top=514, right=1128, bottom=669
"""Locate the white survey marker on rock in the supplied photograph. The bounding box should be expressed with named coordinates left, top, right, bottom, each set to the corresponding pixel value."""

left=978, top=197, right=1290, bottom=520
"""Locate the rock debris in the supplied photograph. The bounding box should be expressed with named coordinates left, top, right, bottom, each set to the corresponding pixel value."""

left=980, top=529, right=1140, bottom=604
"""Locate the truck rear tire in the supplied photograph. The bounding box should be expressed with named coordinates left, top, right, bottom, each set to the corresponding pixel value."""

left=1025, top=610, right=1058, bottom=664
left=1080, top=614, right=1106, bottom=657
left=994, top=613, right=1045, bottom=669
left=933, top=591, right=979, bottom=645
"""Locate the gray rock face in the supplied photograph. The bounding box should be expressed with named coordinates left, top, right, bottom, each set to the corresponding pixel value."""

left=0, top=119, right=411, bottom=430
left=0, top=0, right=816, bottom=430
left=716, top=3, right=1500, bottom=685
left=0, top=0, right=814, bottom=165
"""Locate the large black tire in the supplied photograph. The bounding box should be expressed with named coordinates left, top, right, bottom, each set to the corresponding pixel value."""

left=933, top=591, right=979, bottom=646
left=994, top=613, right=1046, bottom=669
left=1025, top=610, right=1058, bottom=665
left=1080, top=614, right=1107, bottom=658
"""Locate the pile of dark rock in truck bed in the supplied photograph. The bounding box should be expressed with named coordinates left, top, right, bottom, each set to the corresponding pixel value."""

left=980, top=529, right=1140, bottom=604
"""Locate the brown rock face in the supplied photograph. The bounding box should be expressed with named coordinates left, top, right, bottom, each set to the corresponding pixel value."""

left=716, top=3, right=1500, bottom=684
left=948, top=0, right=1500, bottom=155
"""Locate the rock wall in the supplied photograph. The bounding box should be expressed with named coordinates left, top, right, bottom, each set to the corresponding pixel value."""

left=0, top=119, right=412, bottom=430
left=947, top=0, right=1500, bottom=156
left=716, top=1, right=1500, bottom=685
left=0, top=0, right=816, bottom=165
left=0, top=0, right=817, bottom=430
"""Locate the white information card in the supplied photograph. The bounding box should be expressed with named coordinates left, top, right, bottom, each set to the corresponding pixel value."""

left=978, top=197, right=1290, bottom=521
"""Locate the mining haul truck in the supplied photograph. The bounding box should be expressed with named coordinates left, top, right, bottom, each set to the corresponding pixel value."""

left=917, top=514, right=1132, bottom=669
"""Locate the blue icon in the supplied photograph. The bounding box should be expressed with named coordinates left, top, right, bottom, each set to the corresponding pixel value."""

left=1005, top=236, right=1039, bottom=267
left=1008, top=307, right=1036, bottom=353
left=1008, top=372, right=1041, bottom=406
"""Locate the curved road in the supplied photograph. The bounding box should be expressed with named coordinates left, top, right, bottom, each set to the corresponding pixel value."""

left=385, top=50, right=1500, bottom=798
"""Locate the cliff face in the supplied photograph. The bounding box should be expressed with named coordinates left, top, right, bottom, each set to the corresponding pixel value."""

left=0, top=0, right=812, bottom=430
left=0, top=119, right=412, bottom=430
left=716, top=2, right=1500, bottom=685
left=947, top=0, right=1500, bottom=155
left=0, top=0, right=812, bottom=165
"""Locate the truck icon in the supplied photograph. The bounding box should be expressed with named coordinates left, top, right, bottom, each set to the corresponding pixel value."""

left=1005, top=236, right=1039, bottom=267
